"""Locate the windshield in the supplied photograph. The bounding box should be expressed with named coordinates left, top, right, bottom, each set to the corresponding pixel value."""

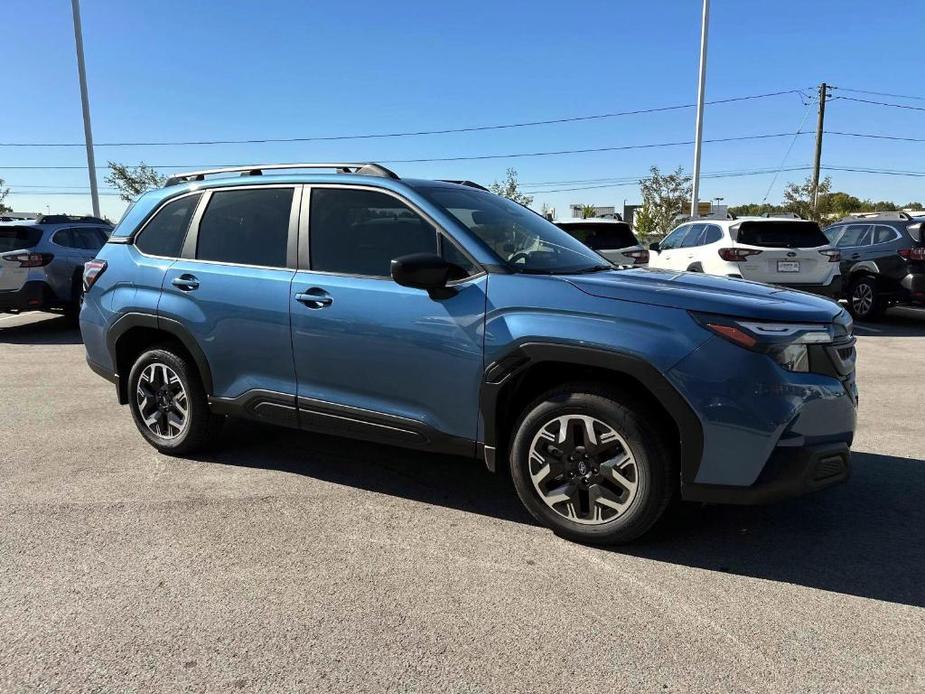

left=0, top=226, right=43, bottom=253
left=414, top=186, right=607, bottom=273
left=556, top=222, right=638, bottom=250
left=735, top=221, right=829, bottom=248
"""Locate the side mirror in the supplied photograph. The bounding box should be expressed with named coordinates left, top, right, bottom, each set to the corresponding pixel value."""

left=649, top=241, right=661, bottom=252
left=391, top=253, right=453, bottom=293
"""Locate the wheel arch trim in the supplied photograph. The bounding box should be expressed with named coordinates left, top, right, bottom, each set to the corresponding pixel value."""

left=479, top=341, right=704, bottom=483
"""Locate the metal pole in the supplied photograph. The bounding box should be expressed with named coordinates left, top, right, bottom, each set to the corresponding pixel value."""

left=70, top=0, right=100, bottom=217
left=811, top=82, right=828, bottom=214
left=689, top=0, right=710, bottom=219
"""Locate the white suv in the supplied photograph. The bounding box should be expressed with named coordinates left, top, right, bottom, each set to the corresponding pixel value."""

left=554, top=219, right=649, bottom=267
left=648, top=216, right=842, bottom=297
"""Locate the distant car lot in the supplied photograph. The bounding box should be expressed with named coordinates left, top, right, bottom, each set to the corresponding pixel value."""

left=1, top=309, right=924, bottom=692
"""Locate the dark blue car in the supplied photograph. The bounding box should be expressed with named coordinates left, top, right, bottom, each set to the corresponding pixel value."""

left=80, top=163, right=857, bottom=544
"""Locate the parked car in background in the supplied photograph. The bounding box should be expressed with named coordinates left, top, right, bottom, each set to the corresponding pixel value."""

left=649, top=215, right=841, bottom=297
left=824, top=211, right=925, bottom=320
left=80, top=162, right=856, bottom=546
left=554, top=219, right=648, bottom=266
left=0, top=215, right=112, bottom=318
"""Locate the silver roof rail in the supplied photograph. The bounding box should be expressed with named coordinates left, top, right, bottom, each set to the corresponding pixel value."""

left=846, top=211, right=911, bottom=221
left=164, top=162, right=399, bottom=187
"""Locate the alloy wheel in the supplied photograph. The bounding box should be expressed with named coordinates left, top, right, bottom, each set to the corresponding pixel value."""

left=136, top=363, right=189, bottom=439
left=528, top=414, right=639, bottom=525
left=852, top=282, right=874, bottom=316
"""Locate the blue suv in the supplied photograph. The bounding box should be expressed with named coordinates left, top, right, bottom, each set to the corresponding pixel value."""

left=80, top=163, right=858, bottom=544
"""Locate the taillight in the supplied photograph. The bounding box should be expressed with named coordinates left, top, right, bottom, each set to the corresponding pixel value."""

left=83, top=260, right=108, bottom=292
left=718, top=248, right=762, bottom=262
left=819, top=249, right=841, bottom=262
left=899, top=247, right=925, bottom=261
left=2, top=252, right=53, bottom=268
left=624, top=249, right=649, bottom=265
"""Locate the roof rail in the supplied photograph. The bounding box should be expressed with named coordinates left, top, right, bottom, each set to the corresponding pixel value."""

left=761, top=212, right=802, bottom=219
left=846, top=211, right=911, bottom=220
left=164, top=162, right=399, bottom=187
left=438, top=179, right=489, bottom=192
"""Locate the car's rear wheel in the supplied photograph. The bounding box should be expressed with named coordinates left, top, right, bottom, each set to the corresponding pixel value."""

left=127, top=346, right=222, bottom=455
left=848, top=276, right=884, bottom=321
left=510, top=385, right=675, bottom=545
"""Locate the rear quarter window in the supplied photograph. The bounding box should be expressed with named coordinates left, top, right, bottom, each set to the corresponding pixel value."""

left=735, top=221, right=829, bottom=248
left=0, top=226, right=43, bottom=253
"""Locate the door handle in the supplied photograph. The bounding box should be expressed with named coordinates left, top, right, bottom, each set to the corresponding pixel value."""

left=295, top=288, right=333, bottom=309
left=850, top=254, right=860, bottom=259
left=171, top=274, right=200, bottom=291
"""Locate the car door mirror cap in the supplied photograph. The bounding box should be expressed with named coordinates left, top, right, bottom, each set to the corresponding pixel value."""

left=391, top=253, right=453, bottom=293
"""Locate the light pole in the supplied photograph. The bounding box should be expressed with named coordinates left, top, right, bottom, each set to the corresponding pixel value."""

left=690, top=0, right=710, bottom=220
left=70, top=0, right=100, bottom=218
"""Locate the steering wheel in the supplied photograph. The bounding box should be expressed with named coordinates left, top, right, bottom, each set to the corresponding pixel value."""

left=509, top=251, right=531, bottom=264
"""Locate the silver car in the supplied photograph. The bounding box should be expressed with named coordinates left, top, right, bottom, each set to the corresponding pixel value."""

left=554, top=219, right=649, bottom=266
left=0, top=215, right=112, bottom=317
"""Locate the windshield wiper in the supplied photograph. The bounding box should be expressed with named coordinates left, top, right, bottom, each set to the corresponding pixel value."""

left=569, top=264, right=613, bottom=274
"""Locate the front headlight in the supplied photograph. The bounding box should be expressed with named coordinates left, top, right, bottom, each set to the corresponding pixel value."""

left=690, top=312, right=834, bottom=372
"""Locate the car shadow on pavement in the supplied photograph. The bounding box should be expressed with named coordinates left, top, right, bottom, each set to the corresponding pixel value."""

left=851, top=307, right=925, bottom=337
left=0, top=315, right=83, bottom=344
left=202, top=422, right=924, bottom=608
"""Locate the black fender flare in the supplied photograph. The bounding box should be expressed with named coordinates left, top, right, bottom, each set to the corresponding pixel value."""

left=479, top=341, right=704, bottom=483
left=686, top=262, right=704, bottom=273
left=107, top=312, right=215, bottom=401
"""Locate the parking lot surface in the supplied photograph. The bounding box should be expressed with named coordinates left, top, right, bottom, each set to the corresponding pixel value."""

left=1, top=309, right=924, bottom=693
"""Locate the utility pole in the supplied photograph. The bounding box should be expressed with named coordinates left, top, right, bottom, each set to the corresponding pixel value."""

left=70, top=0, right=100, bottom=218
left=811, top=82, right=829, bottom=214
left=690, top=0, right=710, bottom=219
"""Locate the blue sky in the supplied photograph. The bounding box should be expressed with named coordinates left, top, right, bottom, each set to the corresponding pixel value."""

left=2, top=0, right=923, bottom=220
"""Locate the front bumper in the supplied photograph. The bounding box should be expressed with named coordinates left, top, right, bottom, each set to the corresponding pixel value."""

left=0, top=280, right=57, bottom=312
left=681, top=442, right=850, bottom=504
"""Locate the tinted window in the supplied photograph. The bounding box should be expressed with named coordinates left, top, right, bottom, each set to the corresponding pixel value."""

left=736, top=221, right=829, bottom=248
left=440, top=235, right=479, bottom=279
left=680, top=224, right=707, bottom=248
left=660, top=225, right=691, bottom=250
left=703, top=225, right=723, bottom=244
left=54, top=227, right=107, bottom=251
left=556, top=222, right=638, bottom=250
left=873, top=225, right=899, bottom=244
left=835, top=224, right=872, bottom=248
left=197, top=188, right=293, bottom=267
left=310, top=188, right=437, bottom=277
left=823, top=225, right=844, bottom=244
left=136, top=194, right=201, bottom=258
left=0, top=226, right=43, bottom=252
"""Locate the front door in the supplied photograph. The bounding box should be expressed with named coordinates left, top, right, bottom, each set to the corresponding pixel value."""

left=289, top=186, right=486, bottom=454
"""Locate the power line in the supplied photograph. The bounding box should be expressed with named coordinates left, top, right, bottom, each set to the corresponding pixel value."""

left=762, top=99, right=815, bottom=202
left=0, top=90, right=809, bottom=148
left=826, top=130, right=925, bottom=143
left=832, top=86, right=925, bottom=102
left=830, top=95, right=925, bottom=112
left=0, top=131, right=808, bottom=171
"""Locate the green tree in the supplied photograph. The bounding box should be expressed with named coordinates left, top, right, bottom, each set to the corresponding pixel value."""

left=0, top=178, right=10, bottom=214
left=489, top=168, right=533, bottom=207
left=580, top=204, right=598, bottom=219
left=635, top=165, right=691, bottom=238
left=782, top=175, right=832, bottom=221
left=105, top=162, right=167, bottom=203
left=728, top=202, right=785, bottom=217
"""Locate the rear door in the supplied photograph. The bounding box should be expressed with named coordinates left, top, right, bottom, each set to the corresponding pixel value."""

left=159, top=185, right=299, bottom=403
left=0, top=226, right=43, bottom=293
left=734, top=220, right=834, bottom=285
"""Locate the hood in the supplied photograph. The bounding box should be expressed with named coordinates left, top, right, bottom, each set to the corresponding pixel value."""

left=568, top=268, right=843, bottom=323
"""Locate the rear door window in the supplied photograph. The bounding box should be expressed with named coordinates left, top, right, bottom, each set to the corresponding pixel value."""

left=196, top=188, right=294, bottom=268
left=835, top=224, right=872, bottom=249
left=558, top=223, right=638, bottom=250
left=0, top=226, right=43, bottom=252
left=136, top=194, right=202, bottom=258
left=736, top=221, right=829, bottom=248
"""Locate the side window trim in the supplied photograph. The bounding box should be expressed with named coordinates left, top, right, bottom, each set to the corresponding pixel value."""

left=180, top=184, right=301, bottom=270
left=298, top=184, right=485, bottom=280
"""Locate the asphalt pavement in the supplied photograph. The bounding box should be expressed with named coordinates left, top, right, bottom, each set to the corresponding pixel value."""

left=1, top=308, right=923, bottom=693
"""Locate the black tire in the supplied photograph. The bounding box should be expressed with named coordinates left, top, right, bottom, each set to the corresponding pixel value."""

left=509, top=384, right=676, bottom=545
left=847, top=275, right=885, bottom=321
left=686, top=263, right=703, bottom=272
left=127, top=346, right=223, bottom=455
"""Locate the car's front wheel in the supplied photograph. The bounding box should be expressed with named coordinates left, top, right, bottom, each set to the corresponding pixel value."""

left=127, top=346, right=222, bottom=455
left=509, top=385, right=676, bottom=545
